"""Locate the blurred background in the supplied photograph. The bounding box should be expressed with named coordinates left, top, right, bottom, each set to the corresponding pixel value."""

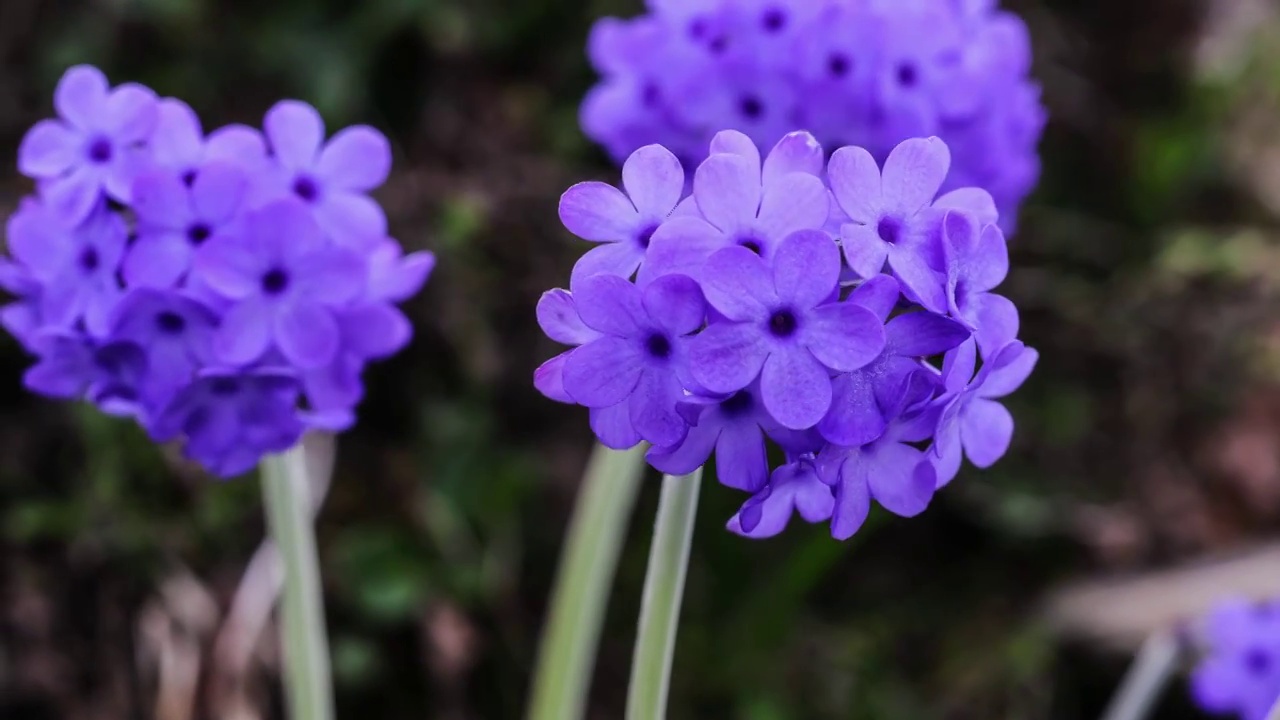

left=1, top=0, right=1280, bottom=718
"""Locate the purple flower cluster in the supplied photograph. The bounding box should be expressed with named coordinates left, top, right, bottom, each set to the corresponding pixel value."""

left=536, top=130, right=1036, bottom=539
left=5, top=66, right=433, bottom=477
left=581, top=0, right=1045, bottom=233
left=1191, top=599, right=1280, bottom=720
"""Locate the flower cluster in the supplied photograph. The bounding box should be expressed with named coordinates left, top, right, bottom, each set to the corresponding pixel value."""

left=4, top=65, right=434, bottom=477
left=536, top=130, right=1036, bottom=539
left=581, top=0, right=1045, bottom=233
left=1191, top=598, right=1280, bottom=720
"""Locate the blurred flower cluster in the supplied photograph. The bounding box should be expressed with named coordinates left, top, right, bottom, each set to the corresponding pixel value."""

left=536, top=130, right=1036, bottom=539
left=3, top=66, right=433, bottom=477
left=581, top=0, right=1044, bottom=233
left=1191, top=599, right=1280, bottom=720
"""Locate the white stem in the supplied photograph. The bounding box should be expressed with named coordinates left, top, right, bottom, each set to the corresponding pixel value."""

left=1099, top=632, right=1181, bottom=720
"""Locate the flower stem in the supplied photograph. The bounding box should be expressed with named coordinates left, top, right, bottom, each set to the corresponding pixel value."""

left=625, top=467, right=703, bottom=720
left=527, top=442, right=649, bottom=720
left=1099, top=631, right=1181, bottom=720
left=1267, top=695, right=1280, bottom=720
left=261, top=443, right=334, bottom=720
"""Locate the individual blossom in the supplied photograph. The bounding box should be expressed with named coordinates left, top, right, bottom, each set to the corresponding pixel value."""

left=726, top=456, right=835, bottom=539
left=560, top=273, right=707, bottom=448
left=260, top=100, right=392, bottom=247
left=23, top=331, right=148, bottom=416
left=17, top=65, right=159, bottom=222
left=196, top=198, right=366, bottom=369
left=146, top=97, right=267, bottom=182
left=107, top=289, right=220, bottom=405
left=689, top=230, right=884, bottom=430
left=931, top=338, right=1038, bottom=486
left=1190, top=598, right=1280, bottom=720
left=941, top=209, right=1018, bottom=354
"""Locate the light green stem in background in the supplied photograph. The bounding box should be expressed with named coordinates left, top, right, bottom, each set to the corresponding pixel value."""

left=527, top=442, right=649, bottom=720
left=625, top=467, right=704, bottom=720
left=1099, top=631, right=1181, bottom=720
left=1267, top=695, right=1280, bottom=720
left=262, top=444, right=335, bottom=720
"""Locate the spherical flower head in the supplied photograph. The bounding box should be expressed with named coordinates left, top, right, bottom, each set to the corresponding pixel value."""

left=260, top=100, right=392, bottom=248
left=18, top=65, right=159, bottom=223
left=689, top=229, right=885, bottom=430
left=1190, top=598, right=1280, bottom=720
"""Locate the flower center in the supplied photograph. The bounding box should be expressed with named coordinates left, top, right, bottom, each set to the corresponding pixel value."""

left=739, top=95, right=764, bottom=120
left=86, top=137, right=113, bottom=164
left=897, top=62, right=919, bottom=87
left=78, top=247, right=100, bottom=273
left=636, top=223, right=659, bottom=249
left=292, top=175, right=320, bottom=202
left=828, top=53, right=852, bottom=78
left=720, top=390, right=754, bottom=417
left=1246, top=648, right=1273, bottom=675
left=737, top=235, right=764, bottom=255
left=877, top=216, right=902, bottom=244
left=768, top=309, right=798, bottom=338
left=688, top=17, right=708, bottom=40
left=186, top=222, right=212, bottom=246
left=641, top=82, right=661, bottom=107
left=709, top=35, right=728, bottom=53
left=762, top=8, right=786, bottom=32
left=261, top=268, right=290, bottom=296
left=209, top=377, right=241, bottom=396
left=181, top=169, right=198, bottom=187
left=645, top=332, right=673, bottom=359
left=155, top=311, right=186, bottom=335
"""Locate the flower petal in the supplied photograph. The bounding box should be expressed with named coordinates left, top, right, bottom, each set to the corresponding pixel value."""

left=689, top=321, right=769, bottom=394
left=195, top=237, right=266, bottom=299
left=847, top=274, right=901, bottom=322
left=18, top=120, right=77, bottom=178
left=979, top=343, right=1038, bottom=399
left=562, top=336, right=644, bottom=407
left=648, top=420, right=720, bottom=477
left=43, top=168, right=103, bottom=224
left=622, top=144, right=683, bottom=217
left=559, top=181, right=640, bottom=242
left=104, top=84, right=159, bottom=142
left=275, top=302, right=340, bottom=368
left=934, top=187, right=998, bottom=227
left=700, top=246, right=776, bottom=321
left=339, top=303, right=411, bottom=358
left=694, top=153, right=762, bottom=231
left=959, top=397, right=1014, bottom=468
left=54, top=65, right=109, bottom=131
left=590, top=400, right=643, bottom=450
left=840, top=224, right=889, bottom=278
left=762, top=131, right=824, bottom=187
left=818, top=370, right=885, bottom=447
left=885, top=311, right=970, bottom=357
left=629, top=370, right=688, bottom=447
left=715, top=421, right=769, bottom=492
left=829, top=462, right=871, bottom=540
left=827, top=145, right=882, bottom=224
left=149, top=99, right=204, bottom=170
left=294, top=248, right=366, bottom=304
left=264, top=100, right=325, bottom=170
left=572, top=273, right=646, bottom=336
left=728, top=486, right=794, bottom=539
left=967, top=223, right=1009, bottom=292
left=761, top=347, right=831, bottom=430
left=772, top=229, right=840, bottom=309
left=708, top=129, right=761, bottom=169
left=314, top=192, right=388, bottom=247
left=867, top=442, right=935, bottom=516
left=641, top=274, right=705, bottom=336
left=316, top=125, right=391, bottom=192
left=206, top=124, right=269, bottom=170
left=215, top=298, right=273, bottom=364
left=123, top=232, right=192, bottom=288
left=534, top=353, right=574, bottom=404
left=969, top=293, right=1019, bottom=358
left=756, top=172, right=830, bottom=240
left=887, top=245, right=947, bottom=312
left=881, top=137, right=950, bottom=214
left=132, top=171, right=192, bottom=228
left=636, top=216, right=726, bottom=286
left=192, top=163, right=249, bottom=222
left=569, top=240, right=644, bottom=284
left=537, top=288, right=598, bottom=345
left=804, top=302, right=884, bottom=372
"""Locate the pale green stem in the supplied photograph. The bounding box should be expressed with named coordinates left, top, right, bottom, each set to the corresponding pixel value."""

left=1099, top=631, right=1181, bottom=720
left=527, top=442, right=649, bottom=720
left=626, top=467, right=703, bottom=720
left=261, top=443, right=335, bottom=720
left=1267, top=695, right=1280, bottom=720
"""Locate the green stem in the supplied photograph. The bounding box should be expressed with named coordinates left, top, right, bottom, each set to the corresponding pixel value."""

left=625, top=467, right=703, bottom=720
left=527, top=442, right=649, bottom=720
left=261, top=443, right=335, bottom=720
left=1099, top=632, right=1181, bottom=720
left=1267, top=695, right=1280, bottom=720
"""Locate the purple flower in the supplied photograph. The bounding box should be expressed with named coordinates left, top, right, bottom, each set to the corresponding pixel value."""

left=641, top=130, right=828, bottom=283
left=828, top=137, right=951, bottom=311
left=559, top=144, right=685, bottom=283
left=18, top=65, right=159, bottom=223
left=261, top=100, right=392, bottom=247
left=195, top=199, right=366, bottom=368
left=147, top=98, right=267, bottom=181
left=6, top=200, right=126, bottom=337
left=560, top=273, right=706, bottom=447
left=124, top=163, right=250, bottom=288
left=647, top=379, right=819, bottom=492
left=1190, top=598, right=1280, bottom=720
left=23, top=332, right=147, bottom=416
left=726, top=457, right=835, bottom=539
left=942, top=210, right=1018, bottom=355
left=931, top=338, right=1037, bottom=486
left=149, top=368, right=305, bottom=478
left=689, top=230, right=884, bottom=429
left=818, top=277, right=970, bottom=447
left=108, top=289, right=219, bottom=405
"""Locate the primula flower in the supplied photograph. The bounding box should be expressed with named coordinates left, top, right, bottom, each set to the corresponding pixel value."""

left=108, top=289, right=219, bottom=404
left=23, top=332, right=147, bottom=415
left=727, top=457, right=835, bottom=539
left=18, top=65, right=158, bottom=222
left=942, top=210, right=1019, bottom=354
left=1190, top=598, right=1280, bottom=720
left=689, top=230, right=883, bottom=429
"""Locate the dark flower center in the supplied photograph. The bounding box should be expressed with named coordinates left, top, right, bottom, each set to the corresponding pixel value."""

left=186, top=222, right=212, bottom=245
left=155, top=311, right=186, bottom=335
left=261, top=268, right=290, bottom=296
left=768, top=309, right=798, bottom=338
left=292, top=175, right=320, bottom=202
left=897, top=62, right=919, bottom=87
left=87, top=137, right=113, bottom=164
left=641, top=82, right=661, bottom=107
left=689, top=17, right=708, bottom=40
left=739, top=96, right=764, bottom=120
left=762, top=8, right=786, bottom=32
left=78, top=247, right=100, bottom=272
left=709, top=35, right=728, bottom=54
left=877, top=216, right=902, bottom=244
left=828, top=53, right=852, bottom=78
left=645, top=332, right=673, bottom=359
left=636, top=224, right=659, bottom=249
left=1245, top=648, right=1273, bottom=675
left=737, top=235, right=764, bottom=255
left=181, top=169, right=198, bottom=187
left=720, top=390, right=754, bottom=417
left=209, top=377, right=241, bottom=396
